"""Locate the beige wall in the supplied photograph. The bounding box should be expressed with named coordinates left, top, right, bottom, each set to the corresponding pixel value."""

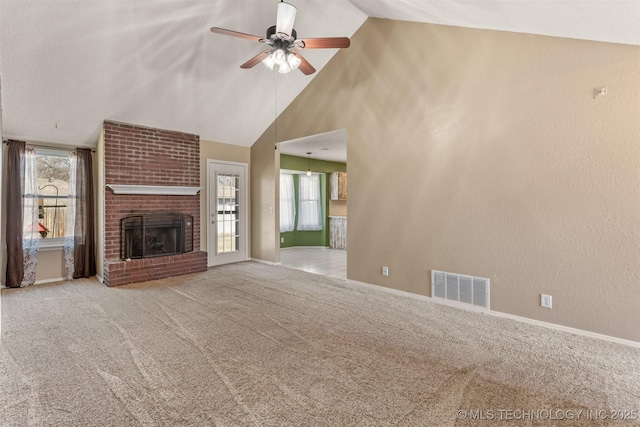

left=199, top=139, right=251, bottom=255
left=251, top=124, right=280, bottom=263
left=261, top=19, right=640, bottom=341
left=96, top=129, right=105, bottom=280
left=35, top=250, right=66, bottom=282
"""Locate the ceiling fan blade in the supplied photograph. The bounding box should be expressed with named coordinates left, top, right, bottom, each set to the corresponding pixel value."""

left=210, top=27, right=263, bottom=43
left=297, top=37, right=351, bottom=49
left=240, top=50, right=271, bottom=69
left=291, top=50, right=316, bottom=75
left=276, top=2, right=296, bottom=36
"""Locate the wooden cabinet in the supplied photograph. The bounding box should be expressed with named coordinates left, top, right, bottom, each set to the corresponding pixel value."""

left=330, top=172, right=347, bottom=200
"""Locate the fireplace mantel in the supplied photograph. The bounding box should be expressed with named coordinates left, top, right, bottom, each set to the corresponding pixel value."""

left=107, top=184, right=201, bottom=196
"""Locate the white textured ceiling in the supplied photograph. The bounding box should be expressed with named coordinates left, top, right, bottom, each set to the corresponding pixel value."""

left=279, top=129, right=347, bottom=163
left=350, top=0, right=640, bottom=46
left=0, top=0, right=366, bottom=148
left=1, top=0, right=638, bottom=149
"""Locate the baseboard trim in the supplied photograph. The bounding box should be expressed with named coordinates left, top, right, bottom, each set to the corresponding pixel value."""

left=346, top=279, right=640, bottom=349
left=280, top=246, right=331, bottom=250
left=2, top=276, right=101, bottom=288
left=35, top=277, right=67, bottom=285
left=0, top=279, right=67, bottom=289
left=250, top=258, right=281, bottom=266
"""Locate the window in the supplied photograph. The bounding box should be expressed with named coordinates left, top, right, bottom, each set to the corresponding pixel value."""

left=216, top=173, right=240, bottom=253
left=280, top=173, right=295, bottom=232
left=6, top=142, right=95, bottom=286
left=297, top=174, right=323, bottom=231
left=35, top=149, right=71, bottom=242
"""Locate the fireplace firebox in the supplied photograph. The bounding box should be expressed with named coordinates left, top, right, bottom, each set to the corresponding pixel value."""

left=120, top=213, right=193, bottom=260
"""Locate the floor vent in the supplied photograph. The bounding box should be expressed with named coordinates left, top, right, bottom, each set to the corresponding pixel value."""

left=431, top=270, right=490, bottom=309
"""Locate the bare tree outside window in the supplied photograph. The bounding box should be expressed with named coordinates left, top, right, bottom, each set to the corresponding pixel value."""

left=36, top=154, right=70, bottom=239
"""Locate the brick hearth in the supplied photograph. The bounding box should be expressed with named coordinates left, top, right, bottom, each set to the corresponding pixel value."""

left=102, top=121, right=207, bottom=286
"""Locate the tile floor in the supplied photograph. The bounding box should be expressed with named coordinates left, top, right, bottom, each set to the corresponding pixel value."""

left=279, top=247, right=347, bottom=280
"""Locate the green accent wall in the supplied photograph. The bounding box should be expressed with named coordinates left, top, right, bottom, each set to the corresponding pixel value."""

left=280, top=154, right=346, bottom=248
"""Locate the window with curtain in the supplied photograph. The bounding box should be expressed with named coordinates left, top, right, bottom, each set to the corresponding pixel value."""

left=297, top=174, right=323, bottom=231
left=5, top=142, right=95, bottom=287
left=280, top=173, right=295, bottom=232
left=35, top=149, right=71, bottom=242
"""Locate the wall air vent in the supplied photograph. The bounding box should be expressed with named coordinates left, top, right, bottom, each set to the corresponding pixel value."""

left=431, top=270, right=490, bottom=309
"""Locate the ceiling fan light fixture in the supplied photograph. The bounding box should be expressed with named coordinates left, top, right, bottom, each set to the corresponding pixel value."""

left=262, top=54, right=276, bottom=70
left=263, top=50, right=300, bottom=73
left=277, top=61, right=292, bottom=74
left=276, top=1, right=296, bottom=37
left=272, top=48, right=287, bottom=65
left=286, top=52, right=301, bottom=70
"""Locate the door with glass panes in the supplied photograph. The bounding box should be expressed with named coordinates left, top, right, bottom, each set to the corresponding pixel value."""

left=207, top=161, right=247, bottom=266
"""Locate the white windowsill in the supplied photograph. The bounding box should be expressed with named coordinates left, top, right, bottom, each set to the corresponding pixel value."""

left=38, top=239, right=65, bottom=251
left=106, top=184, right=201, bottom=195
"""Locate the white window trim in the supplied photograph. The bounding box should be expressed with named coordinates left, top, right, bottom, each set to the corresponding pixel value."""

left=38, top=237, right=65, bottom=251
left=297, top=174, right=323, bottom=231
left=33, top=147, right=72, bottom=243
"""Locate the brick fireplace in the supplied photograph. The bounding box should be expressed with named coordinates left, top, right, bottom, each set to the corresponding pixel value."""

left=102, top=121, right=207, bottom=286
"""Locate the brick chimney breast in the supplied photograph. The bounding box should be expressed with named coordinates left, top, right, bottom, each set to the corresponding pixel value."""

left=102, top=121, right=207, bottom=286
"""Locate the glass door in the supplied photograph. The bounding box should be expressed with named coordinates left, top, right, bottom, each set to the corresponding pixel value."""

left=208, top=161, right=247, bottom=266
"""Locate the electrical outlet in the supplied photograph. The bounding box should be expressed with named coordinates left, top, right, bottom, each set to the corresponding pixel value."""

left=382, top=266, right=389, bottom=277
left=541, top=294, right=552, bottom=309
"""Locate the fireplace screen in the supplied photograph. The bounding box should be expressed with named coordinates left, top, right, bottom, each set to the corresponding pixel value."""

left=120, top=213, right=193, bottom=260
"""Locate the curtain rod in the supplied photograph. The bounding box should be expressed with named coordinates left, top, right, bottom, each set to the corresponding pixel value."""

left=3, top=140, right=96, bottom=153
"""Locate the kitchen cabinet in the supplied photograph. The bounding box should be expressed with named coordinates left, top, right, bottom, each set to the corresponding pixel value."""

left=330, top=172, right=347, bottom=201
left=329, top=216, right=347, bottom=249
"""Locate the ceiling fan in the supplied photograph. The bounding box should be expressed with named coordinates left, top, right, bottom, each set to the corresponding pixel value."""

left=210, top=1, right=350, bottom=75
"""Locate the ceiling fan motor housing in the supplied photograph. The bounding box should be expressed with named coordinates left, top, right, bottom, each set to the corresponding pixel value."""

left=266, top=25, right=296, bottom=44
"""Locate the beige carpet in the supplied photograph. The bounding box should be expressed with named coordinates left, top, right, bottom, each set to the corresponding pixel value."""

left=1, top=261, right=638, bottom=426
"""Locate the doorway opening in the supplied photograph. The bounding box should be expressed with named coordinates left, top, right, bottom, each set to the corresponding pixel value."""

left=278, top=129, right=347, bottom=279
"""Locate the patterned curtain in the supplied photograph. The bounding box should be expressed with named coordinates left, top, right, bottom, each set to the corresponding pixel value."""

left=64, top=152, right=77, bottom=279
left=64, top=148, right=96, bottom=279
left=5, top=141, right=40, bottom=287
left=22, top=147, right=40, bottom=285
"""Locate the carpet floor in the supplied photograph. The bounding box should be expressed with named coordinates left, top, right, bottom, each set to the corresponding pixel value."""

left=1, top=261, right=638, bottom=426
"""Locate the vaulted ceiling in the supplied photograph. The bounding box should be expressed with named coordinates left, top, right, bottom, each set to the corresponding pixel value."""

left=1, top=0, right=638, bottom=149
